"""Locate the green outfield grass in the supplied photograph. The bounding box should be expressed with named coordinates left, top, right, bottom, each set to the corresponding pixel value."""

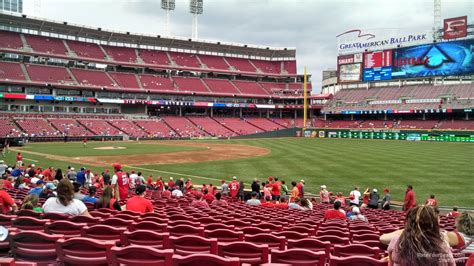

left=4, top=138, right=473, bottom=207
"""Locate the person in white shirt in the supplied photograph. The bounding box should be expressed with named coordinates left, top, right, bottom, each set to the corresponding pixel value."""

left=171, top=186, right=183, bottom=198
left=349, top=186, right=361, bottom=206
left=43, top=179, right=92, bottom=217
left=129, top=171, right=138, bottom=189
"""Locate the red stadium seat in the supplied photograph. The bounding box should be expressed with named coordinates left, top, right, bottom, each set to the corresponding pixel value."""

left=56, top=237, right=115, bottom=265
left=204, top=223, right=235, bottom=231
left=273, top=231, right=309, bottom=240
left=172, top=254, right=239, bottom=266
left=0, top=215, right=16, bottom=226
left=287, top=239, right=331, bottom=257
left=81, top=225, right=126, bottom=241
left=316, top=229, right=350, bottom=238
left=109, top=246, right=174, bottom=266
left=169, top=235, right=218, bottom=256
left=352, top=233, right=381, bottom=242
left=128, top=221, right=168, bottom=232
left=204, top=229, right=244, bottom=243
left=314, top=235, right=350, bottom=245
left=68, top=215, right=101, bottom=225
left=168, top=225, right=204, bottom=237
left=139, top=216, right=169, bottom=224
left=241, top=226, right=271, bottom=235
left=218, top=241, right=269, bottom=264
left=10, top=231, right=63, bottom=264
left=258, top=222, right=283, bottom=231
left=44, top=221, right=86, bottom=238
left=329, top=255, right=388, bottom=266
left=11, top=217, right=49, bottom=230
left=102, top=217, right=133, bottom=228
left=333, top=244, right=381, bottom=259
left=121, top=230, right=170, bottom=249
left=15, top=210, right=41, bottom=218
left=244, top=233, right=285, bottom=251
left=271, top=249, right=326, bottom=266
left=285, top=225, right=317, bottom=236
left=41, top=213, right=69, bottom=221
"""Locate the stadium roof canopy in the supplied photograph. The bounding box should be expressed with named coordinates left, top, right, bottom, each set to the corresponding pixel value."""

left=0, top=12, right=296, bottom=60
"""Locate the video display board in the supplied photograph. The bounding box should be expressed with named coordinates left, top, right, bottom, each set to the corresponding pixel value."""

left=339, top=63, right=362, bottom=82
left=363, top=50, right=393, bottom=81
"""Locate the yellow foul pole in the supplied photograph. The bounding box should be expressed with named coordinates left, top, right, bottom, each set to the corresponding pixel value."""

left=303, top=66, right=308, bottom=133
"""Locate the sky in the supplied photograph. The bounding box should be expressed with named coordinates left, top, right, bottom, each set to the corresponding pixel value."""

left=22, top=0, right=474, bottom=92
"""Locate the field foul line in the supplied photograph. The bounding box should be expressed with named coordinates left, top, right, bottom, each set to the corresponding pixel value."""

left=123, top=165, right=222, bottom=182
left=24, top=157, right=39, bottom=162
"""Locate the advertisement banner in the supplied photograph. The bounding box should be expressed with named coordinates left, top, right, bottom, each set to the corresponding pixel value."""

left=339, top=63, right=362, bottom=82
left=392, top=39, right=474, bottom=78
left=443, top=16, right=468, bottom=40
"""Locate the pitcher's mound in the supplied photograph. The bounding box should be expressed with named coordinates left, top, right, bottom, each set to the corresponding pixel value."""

left=94, top=146, right=126, bottom=150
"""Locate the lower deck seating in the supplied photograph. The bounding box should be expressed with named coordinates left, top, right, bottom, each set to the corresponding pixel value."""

left=134, top=119, right=176, bottom=138
left=15, top=118, right=60, bottom=137
left=188, top=117, right=236, bottom=137
left=47, top=118, right=93, bottom=137
left=213, top=117, right=262, bottom=135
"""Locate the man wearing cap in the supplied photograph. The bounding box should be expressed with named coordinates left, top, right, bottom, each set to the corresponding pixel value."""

left=167, top=177, right=174, bottom=188
left=0, top=160, right=7, bottom=175
left=111, top=163, right=129, bottom=201
left=229, top=176, right=240, bottom=199
left=382, top=188, right=391, bottom=210
left=67, top=167, right=77, bottom=181
left=368, top=188, right=379, bottom=209
left=28, top=179, right=44, bottom=196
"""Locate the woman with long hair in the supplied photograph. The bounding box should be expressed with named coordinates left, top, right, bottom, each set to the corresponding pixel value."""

left=42, top=179, right=91, bottom=217
left=54, top=168, right=63, bottom=181
left=388, top=205, right=454, bottom=265
left=21, top=194, right=43, bottom=212
left=95, top=186, right=121, bottom=211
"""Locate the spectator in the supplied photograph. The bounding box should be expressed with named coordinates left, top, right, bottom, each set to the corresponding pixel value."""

left=288, top=198, right=302, bottom=210
left=324, top=201, right=347, bottom=220
left=272, top=177, right=281, bottom=201
left=14, top=176, right=27, bottom=189
left=126, top=185, right=154, bottom=213
left=39, top=183, right=56, bottom=199
left=82, top=186, right=97, bottom=204
left=297, top=180, right=305, bottom=198
left=191, top=194, right=210, bottom=209
left=447, top=206, right=461, bottom=218
left=84, top=169, right=94, bottom=188
left=66, top=167, right=77, bottom=181
left=250, top=178, right=259, bottom=196
left=2, top=176, right=13, bottom=190
left=21, top=194, right=43, bottom=212
left=41, top=167, right=54, bottom=181
left=129, top=171, right=138, bottom=189
left=238, top=181, right=245, bottom=201
left=381, top=188, right=391, bottom=210
left=349, top=186, right=361, bottom=206
left=54, top=168, right=63, bottom=181
left=449, top=212, right=474, bottom=255
left=162, top=186, right=171, bottom=199
left=211, top=192, right=228, bottom=207
left=273, top=196, right=288, bottom=209
left=368, top=188, right=379, bottom=209
left=425, top=194, right=438, bottom=207
left=171, top=186, right=183, bottom=198
left=386, top=206, right=455, bottom=265
left=96, top=186, right=121, bottom=211
left=28, top=180, right=44, bottom=196
left=290, top=181, right=299, bottom=203
left=320, top=185, right=330, bottom=204
left=229, top=176, right=240, bottom=199
left=404, top=185, right=416, bottom=211
left=155, top=176, right=164, bottom=191
left=185, top=178, right=193, bottom=192
left=27, top=165, right=36, bottom=178
left=202, top=189, right=215, bottom=203
left=261, top=196, right=274, bottom=207
left=220, top=180, right=229, bottom=196
left=102, top=169, right=111, bottom=185
left=43, top=179, right=92, bottom=217
left=73, top=182, right=84, bottom=200
left=0, top=160, right=7, bottom=175
left=300, top=198, right=313, bottom=210
left=174, top=178, right=184, bottom=191
left=111, top=163, right=129, bottom=201
left=16, top=152, right=23, bottom=167
left=349, top=206, right=367, bottom=222
left=208, top=183, right=215, bottom=196
left=246, top=192, right=261, bottom=206
left=281, top=180, right=288, bottom=195
left=0, top=179, right=18, bottom=214
left=76, top=168, right=86, bottom=187
left=262, top=182, right=271, bottom=200
left=361, top=187, right=370, bottom=208
left=167, top=177, right=174, bottom=188
left=334, top=192, right=346, bottom=208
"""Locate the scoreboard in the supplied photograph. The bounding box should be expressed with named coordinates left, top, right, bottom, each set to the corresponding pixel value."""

left=363, top=50, right=393, bottom=81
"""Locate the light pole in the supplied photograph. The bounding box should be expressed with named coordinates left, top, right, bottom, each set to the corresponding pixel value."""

left=189, top=0, right=203, bottom=39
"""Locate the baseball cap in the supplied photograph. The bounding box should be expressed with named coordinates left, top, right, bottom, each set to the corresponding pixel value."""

left=70, top=167, right=75, bottom=171
left=301, top=180, right=305, bottom=183
left=46, top=183, right=56, bottom=190
left=38, top=174, right=44, bottom=179
left=24, top=174, right=29, bottom=177
left=373, top=188, right=378, bottom=193
left=352, top=206, right=361, bottom=214
left=170, top=177, right=173, bottom=180
left=30, top=177, right=39, bottom=185
left=31, top=164, right=35, bottom=167
left=36, top=180, right=44, bottom=185
left=321, top=185, right=326, bottom=189
left=232, top=176, right=237, bottom=180
left=0, top=160, right=4, bottom=164
left=136, top=185, right=146, bottom=195
left=384, top=188, right=390, bottom=193
left=112, top=163, right=122, bottom=171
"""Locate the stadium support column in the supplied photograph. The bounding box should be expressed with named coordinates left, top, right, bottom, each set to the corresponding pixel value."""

left=210, top=107, right=213, bottom=117
left=239, top=108, right=243, bottom=118
left=303, top=66, right=308, bottom=131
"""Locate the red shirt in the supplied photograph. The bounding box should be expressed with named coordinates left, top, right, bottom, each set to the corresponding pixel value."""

left=0, top=190, right=15, bottom=214
left=426, top=198, right=437, bottom=206
left=296, top=183, right=303, bottom=197
left=404, top=190, right=416, bottom=210
left=203, top=194, right=215, bottom=202
left=272, top=181, right=281, bottom=196
left=41, top=169, right=52, bottom=181
left=168, top=181, right=174, bottom=188
left=448, top=211, right=461, bottom=218
left=261, top=202, right=274, bottom=207
left=211, top=199, right=228, bottom=207
left=324, top=209, right=347, bottom=220
left=116, top=172, right=129, bottom=200
left=229, top=181, right=240, bottom=198
left=126, top=196, right=154, bottom=213
left=155, top=180, right=164, bottom=191
left=16, top=155, right=22, bottom=161
left=3, top=180, right=12, bottom=189
left=162, top=190, right=171, bottom=199
left=273, top=203, right=288, bottom=209
left=191, top=200, right=209, bottom=209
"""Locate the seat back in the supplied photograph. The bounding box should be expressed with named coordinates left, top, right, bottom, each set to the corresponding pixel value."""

left=10, top=231, right=63, bottom=263
left=273, top=231, right=309, bottom=240
left=81, top=225, right=126, bottom=241
left=102, top=217, right=133, bottom=228
left=287, top=238, right=331, bottom=257
left=204, top=229, right=244, bottom=243
left=41, top=212, right=69, bottom=221
left=56, top=237, right=115, bottom=265
left=15, top=209, right=41, bottom=218
left=314, top=235, right=350, bottom=245
left=129, top=221, right=167, bottom=232
left=172, top=254, right=239, bottom=266
left=11, top=217, right=49, bottom=230
left=169, top=235, right=218, bottom=256
left=121, top=230, right=170, bottom=249
left=241, top=226, right=270, bottom=235
left=334, top=244, right=380, bottom=259
left=168, top=225, right=204, bottom=237
left=271, top=248, right=326, bottom=266
left=329, top=255, right=388, bottom=266
left=218, top=241, right=269, bottom=264
left=244, top=233, right=285, bottom=251
left=110, top=246, right=173, bottom=266
left=44, top=221, right=86, bottom=238
left=68, top=215, right=101, bottom=225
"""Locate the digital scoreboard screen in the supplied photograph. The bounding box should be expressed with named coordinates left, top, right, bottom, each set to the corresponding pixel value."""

left=363, top=67, right=392, bottom=81
left=363, top=50, right=393, bottom=81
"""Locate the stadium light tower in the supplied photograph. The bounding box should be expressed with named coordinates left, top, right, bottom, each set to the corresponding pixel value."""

left=161, top=0, right=175, bottom=36
left=433, top=0, right=442, bottom=40
left=189, top=0, right=203, bottom=39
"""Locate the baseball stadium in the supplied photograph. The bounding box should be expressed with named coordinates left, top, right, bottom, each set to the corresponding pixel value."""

left=0, top=0, right=473, bottom=265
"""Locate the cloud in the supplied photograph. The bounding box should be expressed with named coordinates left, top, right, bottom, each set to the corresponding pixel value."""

left=24, top=0, right=474, bottom=92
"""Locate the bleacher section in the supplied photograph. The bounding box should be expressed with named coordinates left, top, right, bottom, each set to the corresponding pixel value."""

left=0, top=30, right=23, bottom=49
left=199, top=55, right=230, bottom=70
left=187, top=117, right=236, bottom=137
left=108, top=72, right=141, bottom=89
left=48, top=118, right=93, bottom=137
left=214, top=118, right=262, bottom=135
left=134, top=119, right=175, bottom=138
left=77, top=119, right=122, bottom=136
left=232, top=80, right=269, bottom=96
left=102, top=45, right=137, bottom=63
left=24, top=34, right=67, bottom=55
left=162, top=117, right=205, bottom=138
left=138, top=49, right=171, bottom=65
left=225, top=57, right=257, bottom=73
left=66, top=40, right=106, bottom=60
left=203, top=79, right=240, bottom=95
left=15, top=118, right=60, bottom=137
left=107, top=120, right=148, bottom=138
left=246, top=118, right=284, bottom=132
left=0, top=61, right=26, bottom=81
left=174, top=77, right=210, bottom=93
left=138, top=74, right=176, bottom=92
left=70, top=68, right=115, bottom=88
left=169, top=52, right=201, bottom=68
left=24, top=64, right=74, bottom=84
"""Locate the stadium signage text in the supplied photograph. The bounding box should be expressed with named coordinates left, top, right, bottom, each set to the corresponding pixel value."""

left=337, top=29, right=430, bottom=54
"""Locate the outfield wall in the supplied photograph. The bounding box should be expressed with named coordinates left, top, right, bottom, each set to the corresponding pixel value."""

left=232, top=128, right=300, bottom=139
left=304, top=128, right=474, bottom=143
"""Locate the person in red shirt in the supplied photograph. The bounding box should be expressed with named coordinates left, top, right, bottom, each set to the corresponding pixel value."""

left=229, top=176, right=240, bottom=198
left=191, top=194, right=210, bottom=209
left=0, top=179, right=18, bottom=214
left=261, top=196, right=274, bottom=207
left=202, top=189, right=215, bottom=203
left=167, top=177, right=174, bottom=188
left=200, top=184, right=207, bottom=193
left=155, top=176, right=164, bottom=191
left=191, top=188, right=202, bottom=199
left=16, top=152, right=23, bottom=167
left=162, top=186, right=171, bottom=199
left=211, top=192, right=228, bottom=207
left=208, top=184, right=216, bottom=196
left=41, top=167, right=54, bottom=181
left=126, top=185, right=153, bottom=213
left=404, top=185, right=416, bottom=211
left=334, top=192, right=347, bottom=208
left=296, top=180, right=304, bottom=198
left=425, top=194, right=438, bottom=207
left=447, top=206, right=461, bottom=218
left=324, top=201, right=347, bottom=220
left=272, top=178, right=281, bottom=201
left=274, top=196, right=289, bottom=209
left=111, top=163, right=129, bottom=201
left=185, top=178, right=193, bottom=192
left=3, top=177, right=13, bottom=189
